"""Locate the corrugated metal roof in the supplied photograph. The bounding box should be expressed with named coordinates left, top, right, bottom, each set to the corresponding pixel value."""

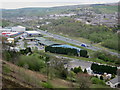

left=51, top=45, right=81, bottom=51
left=35, top=37, right=46, bottom=41
left=36, top=37, right=59, bottom=46
left=25, top=31, right=41, bottom=34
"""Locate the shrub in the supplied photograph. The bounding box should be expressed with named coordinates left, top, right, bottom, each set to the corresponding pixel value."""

left=3, top=65, right=11, bottom=73
left=80, top=50, right=88, bottom=57
left=60, top=69, right=68, bottom=79
left=41, top=82, right=53, bottom=88
left=17, top=54, right=46, bottom=71
left=71, top=66, right=82, bottom=74
left=93, top=51, right=120, bottom=65
left=20, top=47, right=32, bottom=55
left=45, top=46, right=88, bottom=57
left=45, top=46, right=78, bottom=56
left=84, top=69, right=87, bottom=73
left=100, top=76, right=103, bottom=80
left=91, top=77, right=105, bottom=85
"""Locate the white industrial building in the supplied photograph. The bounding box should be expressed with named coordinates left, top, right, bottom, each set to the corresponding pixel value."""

left=25, top=31, right=42, bottom=37
left=12, top=26, right=26, bottom=32
left=0, top=28, right=12, bottom=32
left=0, top=26, right=26, bottom=33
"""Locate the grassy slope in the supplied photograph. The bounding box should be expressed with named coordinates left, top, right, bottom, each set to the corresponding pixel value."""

left=2, top=60, right=74, bottom=88
left=92, top=5, right=118, bottom=14
left=2, top=59, right=110, bottom=88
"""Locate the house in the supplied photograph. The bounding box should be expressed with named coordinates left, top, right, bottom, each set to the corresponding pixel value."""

left=106, top=76, right=120, bottom=88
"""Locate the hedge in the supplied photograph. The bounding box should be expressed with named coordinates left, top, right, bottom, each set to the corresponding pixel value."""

left=45, top=46, right=88, bottom=57
left=91, top=63, right=117, bottom=74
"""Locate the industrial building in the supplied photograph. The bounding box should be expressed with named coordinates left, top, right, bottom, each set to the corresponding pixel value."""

left=51, top=44, right=81, bottom=51
left=25, top=31, right=42, bottom=37
left=0, top=28, right=12, bottom=32
left=2, top=32, right=24, bottom=38
left=2, top=32, right=18, bottom=37
left=35, top=37, right=59, bottom=46
left=1, top=25, right=26, bottom=39
left=1, top=26, right=26, bottom=33
left=12, top=26, right=26, bottom=32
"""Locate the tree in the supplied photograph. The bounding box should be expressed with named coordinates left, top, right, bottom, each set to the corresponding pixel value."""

left=100, top=76, right=103, bottom=80
left=80, top=50, right=88, bottom=57
left=17, top=54, right=46, bottom=71
left=91, top=63, right=117, bottom=74
left=72, top=66, right=82, bottom=74
left=83, top=69, right=87, bottom=73
left=76, top=74, right=91, bottom=88
left=91, top=77, right=105, bottom=85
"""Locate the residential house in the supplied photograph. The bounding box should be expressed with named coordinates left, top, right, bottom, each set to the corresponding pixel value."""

left=106, top=76, right=120, bottom=88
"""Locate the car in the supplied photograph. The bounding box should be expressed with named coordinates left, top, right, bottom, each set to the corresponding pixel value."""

left=81, top=43, right=87, bottom=47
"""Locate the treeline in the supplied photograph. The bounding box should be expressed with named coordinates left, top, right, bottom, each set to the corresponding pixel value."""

left=71, top=66, right=83, bottom=74
left=45, top=46, right=88, bottom=57
left=93, top=51, right=120, bottom=65
left=20, top=47, right=32, bottom=55
left=2, top=47, right=32, bottom=62
left=40, top=18, right=119, bottom=51
left=91, top=63, right=117, bottom=75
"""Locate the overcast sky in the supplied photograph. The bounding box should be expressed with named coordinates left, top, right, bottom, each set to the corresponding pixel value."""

left=0, top=0, right=119, bottom=9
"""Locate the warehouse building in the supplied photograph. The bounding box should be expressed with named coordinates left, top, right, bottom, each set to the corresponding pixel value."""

left=2, top=31, right=25, bottom=38
left=0, top=28, right=12, bottom=32
left=25, top=31, right=42, bottom=37
left=1, top=26, right=26, bottom=33
left=51, top=44, right=81, bottom=51
left=35, top=37, right=59, bottom=46
left=12, top=26, right=26, bottom=32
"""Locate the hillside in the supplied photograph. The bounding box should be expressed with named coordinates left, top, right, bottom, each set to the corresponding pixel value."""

left=91, top=4, right=118, bottom=14
left=2, top=3, right=118, bottom=18
left=2, top=60, right=75, bottom=88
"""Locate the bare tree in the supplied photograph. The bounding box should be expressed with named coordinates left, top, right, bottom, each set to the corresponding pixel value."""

left=76, top=73, right=91, bottom=88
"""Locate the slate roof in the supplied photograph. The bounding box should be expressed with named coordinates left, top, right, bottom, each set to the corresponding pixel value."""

left=110, top=76, right=120, bottom=84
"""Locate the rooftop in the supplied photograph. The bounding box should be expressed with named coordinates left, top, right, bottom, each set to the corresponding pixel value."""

left=36, top=37, right=59, bottom=46
left=109, top=76, right=120, bottom=84
left=25, top=31, right=41, bottom=34
left=51, top=44, right=82, bottom=51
